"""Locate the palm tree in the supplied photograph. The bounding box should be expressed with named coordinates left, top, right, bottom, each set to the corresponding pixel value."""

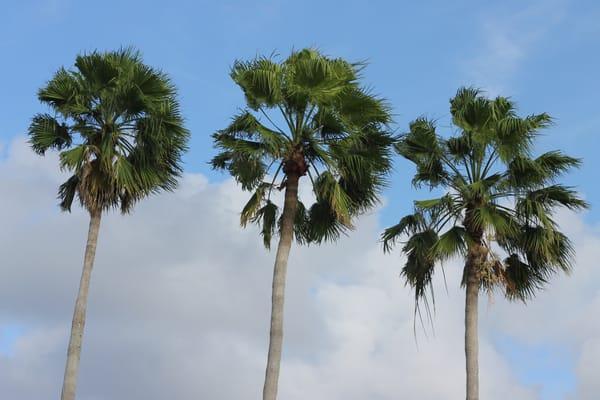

left=382, top=88, right=587, bottom=400
left=212, top=49, right=393, bottom=400
left=28, top=48, right=189, bottom=400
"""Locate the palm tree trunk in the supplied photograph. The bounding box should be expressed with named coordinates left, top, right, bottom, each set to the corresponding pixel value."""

left=262, top=173, right=299, bottom=400
left=464, top=265, right=479, bottom=400
left=61, top=209, right=102, bottom=400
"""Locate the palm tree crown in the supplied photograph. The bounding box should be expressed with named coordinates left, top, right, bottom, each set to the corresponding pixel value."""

left=29, top=48, right=189, bottom=214
left=383, top=87, right=588, bottom=310
left=212, top=48, right=394, bottom=246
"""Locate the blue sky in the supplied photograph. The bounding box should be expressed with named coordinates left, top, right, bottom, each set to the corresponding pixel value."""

left=2, top=1, right=600, bottom=398
left=3, top=0, right=599, bottom=223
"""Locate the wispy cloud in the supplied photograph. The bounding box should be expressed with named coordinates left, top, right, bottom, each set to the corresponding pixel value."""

left=464, top=0, right=567, bottom=95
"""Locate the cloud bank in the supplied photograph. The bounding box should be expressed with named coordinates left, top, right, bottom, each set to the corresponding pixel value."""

left=0, top=137, right=598, bottom=399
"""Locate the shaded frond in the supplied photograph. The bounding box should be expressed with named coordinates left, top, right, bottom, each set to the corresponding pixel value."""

left=29, top=114, right=72, bottom=154
left=382, top=213, right=426, bottom=253
left=433, top=226, right=469, bottom=261
left=401, top=229, right=438, bottom=302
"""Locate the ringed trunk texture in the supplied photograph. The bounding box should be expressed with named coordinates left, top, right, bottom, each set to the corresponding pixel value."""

left=464, top=265, right=479, bottom=400
left=61, top=209, right=102, bottom=400
left=262, top=173, right=299, bottom=400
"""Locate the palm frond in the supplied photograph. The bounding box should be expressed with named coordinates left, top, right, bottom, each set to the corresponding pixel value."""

left=231, top=57, right=283, bottom=110
left=382, top=213, right=426, bottom=253
left=29, top=114, right=72, bottom=154
left=401, top=229, right=438, bottom=303
left=433, top=226, right=469, bottom=261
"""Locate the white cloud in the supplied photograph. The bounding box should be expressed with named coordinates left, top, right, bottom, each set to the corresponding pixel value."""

left=464, top=0, right=567, bottom=95
left=0, top=136, right=597, bottom=399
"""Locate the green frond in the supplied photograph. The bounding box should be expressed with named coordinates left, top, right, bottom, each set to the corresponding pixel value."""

left=331, top=127, right=394, bottom=180
left=327, top=128, right=393, bottom=213
left=240, top=183, right=271, bottom=227
left=505, top=151, right=583, bottom=190
left=494, top=113, right=551, bottom=161
left=503, top=254, right=547, bottom=301
left=59, top=145, right=88, bottom=171
left=401, top=229, right=438, bottom=302
left=499, top=224, right=575, bottom=274
left=210, top=150, right=266, bottom=191
left=446, top=135, right=470, bottom=159
left=313, top=171, right=353, bottom=226
left=449, top=87, right=484, bottom=127
left=37, top=68, right=84, bottom=117
left=451, top=95, right=493, bottom=133
left=414, top=195, right=454, bottom=212
left=311, top=107, right=345, bottom=137
left=526, top=185, right=588, bottom=211
left=336, top=86, right=391, bottom=127
left=251, top=200, right=279, bottom=249
left=304, top=200, right=350, bottom=244
left=284, top=49, right=356, bottom=107
left=382, top=213, right=426, bottom=253
left=29, top=114, right=72, bottom=154
left=290, top=200, right=310, bottom=245
left=231, top=57, right=283, bottom=110
left=396, top=118, right=449, bottom=188
left=516, top=185, right=588, bottom=227
left=535, top=151, right=582, bottom=179
left=432, top=226, right=469, bottom=261
left=395, top=118, right=440, bottom=161
left=58, top=175, right=79, bottom=212
left=470, top=204, right=518, bottom=237
left=216, top=111, right=288, bottom=156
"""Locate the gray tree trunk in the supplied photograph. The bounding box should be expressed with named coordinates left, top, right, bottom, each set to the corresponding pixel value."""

left=262, top=174, right=299, bottom=400
left=61, top=209, right=102, bottom=400
left=464, top=267, right=479, bottom=400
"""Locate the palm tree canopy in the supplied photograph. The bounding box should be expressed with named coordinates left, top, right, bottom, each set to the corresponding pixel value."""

left=29, top=48, right=189, bottom=213
left=212, top=49, right=394, bottom=247
left=383, top=87, right=588, bottom=307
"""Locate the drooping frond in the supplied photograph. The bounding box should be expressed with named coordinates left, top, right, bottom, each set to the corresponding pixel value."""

left=503, top=254, right=547, bottom=301
left=382, top=213, right=427, bottom=253
left=303, top=200, right=351, bottom=244
left=401, top=229, right=438, bottom=305
left=498, top=223, right=575, bottom=301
